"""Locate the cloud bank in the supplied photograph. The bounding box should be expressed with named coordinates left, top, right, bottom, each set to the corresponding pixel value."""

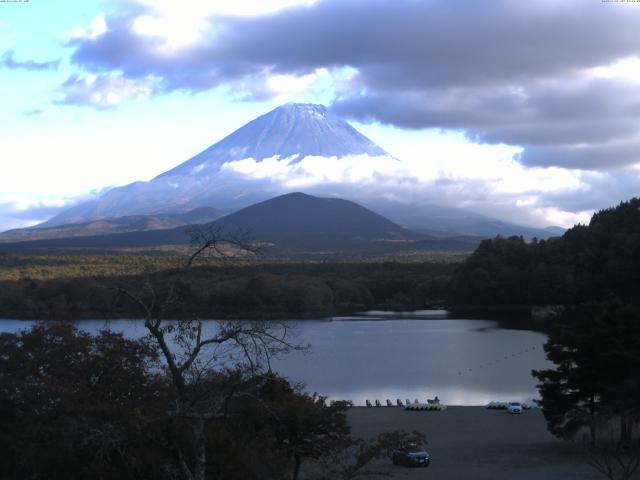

left=0, top=196, right=83, bottom=232
left=219, top=151, right=594, bottom=227
left=60, top=1, right=640, bottom=172
left=60, top=0, right=640, bottom=164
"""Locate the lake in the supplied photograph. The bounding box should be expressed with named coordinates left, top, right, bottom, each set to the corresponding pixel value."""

left=0, top=312, right=550, bottom=406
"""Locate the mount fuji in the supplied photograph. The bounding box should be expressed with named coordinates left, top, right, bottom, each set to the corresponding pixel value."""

left=29, top=102, right=562, bottom=241
left=42, top=103, right=388, bottom=227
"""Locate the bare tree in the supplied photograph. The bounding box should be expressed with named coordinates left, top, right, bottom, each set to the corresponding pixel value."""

left=308, top=430, right=427, bottom=480
left=116, top=225, right=304, bottom=480
left=583, top=413, right=640, bottom=480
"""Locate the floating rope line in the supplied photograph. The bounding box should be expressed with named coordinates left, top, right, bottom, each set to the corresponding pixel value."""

left=454, top=344, right=542, bottom=377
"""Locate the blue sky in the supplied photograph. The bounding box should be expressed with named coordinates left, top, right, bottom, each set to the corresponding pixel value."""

left=1, top=0, right=640, bottom=231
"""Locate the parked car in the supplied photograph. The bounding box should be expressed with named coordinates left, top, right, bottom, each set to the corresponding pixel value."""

left=507, top=401, right=523, bottom=414
left=392, top=444, right=431, bottom=467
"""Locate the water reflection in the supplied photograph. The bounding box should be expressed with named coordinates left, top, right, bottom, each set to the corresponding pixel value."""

left=273, top=319, right=549, bottom=406
left=0, top=317, right=550, bottom=406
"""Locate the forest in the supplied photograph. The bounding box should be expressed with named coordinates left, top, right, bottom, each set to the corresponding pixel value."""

left=0, top=254, right=460, bottom=320
left=448, top=198, right=640, bottom=308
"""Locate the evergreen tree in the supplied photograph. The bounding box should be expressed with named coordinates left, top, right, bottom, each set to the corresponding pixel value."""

left=533, top=304, right=640, bottom=445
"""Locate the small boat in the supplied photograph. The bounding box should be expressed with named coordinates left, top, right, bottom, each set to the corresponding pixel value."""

left=405, top=403, right=447, bottom=412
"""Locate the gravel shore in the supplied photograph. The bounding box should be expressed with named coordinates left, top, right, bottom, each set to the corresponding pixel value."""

left=347, top=406, right=601, bottom=480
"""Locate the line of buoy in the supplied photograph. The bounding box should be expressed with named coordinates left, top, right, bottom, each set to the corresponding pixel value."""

left=455, top=344, right=542, bottom=377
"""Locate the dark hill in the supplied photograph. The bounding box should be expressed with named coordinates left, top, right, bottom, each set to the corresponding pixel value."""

left=214, top=192, right=406, bottom=245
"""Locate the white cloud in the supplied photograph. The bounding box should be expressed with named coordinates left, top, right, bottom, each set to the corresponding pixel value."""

left=0, top=125, right=184, bottom=212
left=131, top=14, right=205, bottom=49
left=132, top=0, right=317, bottom=18
left=129, top=0, right=317, bottom=49
left=67, top=15, right=108, bottom=41
left=0, top=192, right=66, bottom=213
left=0, top=192, right=96, bottom=231
left=531, top=206, right=592, bottom=228
left=266, top=69, right=329, bottom=101
left=224, top=154, right=408, bottom=186
left=588, top=56, right=640, bottom=84
left=58, top=72, right=157, bottom=108
left=221, top=144, right=589, bottom=227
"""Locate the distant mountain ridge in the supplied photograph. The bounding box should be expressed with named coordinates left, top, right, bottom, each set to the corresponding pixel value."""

left=0, top=207, right=224, bottom=243
left=366, top=201, right=565, bottom=239
left=1, top=193, right=479, bottom=255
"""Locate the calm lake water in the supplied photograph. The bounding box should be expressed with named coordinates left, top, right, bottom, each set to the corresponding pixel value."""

left=0, top=312, right=550, bottom=406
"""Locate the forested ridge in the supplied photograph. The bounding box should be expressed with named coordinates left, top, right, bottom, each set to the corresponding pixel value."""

left=448, top=197, right=640, bottom=307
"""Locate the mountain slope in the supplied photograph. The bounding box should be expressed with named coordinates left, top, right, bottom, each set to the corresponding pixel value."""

left=160, top=103, right=387, bottom=177
left=365, top=201, right=564, bottom=239
left=43, top=104, right=388, bottom=227
left=0, top=207, right=223, bottom=243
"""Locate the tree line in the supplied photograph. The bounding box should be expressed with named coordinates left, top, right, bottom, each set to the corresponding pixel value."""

left=448, top=197, right=640, bottom=307
left=0, top=260, right=455, bottom=320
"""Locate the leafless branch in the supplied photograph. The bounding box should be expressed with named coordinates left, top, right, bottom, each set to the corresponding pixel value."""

left=110, top=224, right=305, bottom=480
left=583, top=417, right=640, bottom=480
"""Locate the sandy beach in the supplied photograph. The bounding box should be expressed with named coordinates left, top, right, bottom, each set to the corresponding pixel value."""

left=347, top=406, right=602, bottom=480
